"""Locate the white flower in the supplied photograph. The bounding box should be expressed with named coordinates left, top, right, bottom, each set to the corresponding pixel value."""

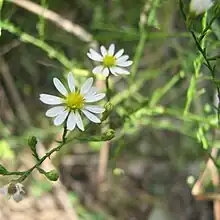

left=190, top=0, right=214, bottom=15
left=87, top=43, right=133, bottom=77
left=0, top=183, right=25, bottom=203
left=40, top=73, right=106, bottom=131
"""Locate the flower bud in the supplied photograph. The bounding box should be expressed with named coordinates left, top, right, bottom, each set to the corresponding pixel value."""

left=101, top=102, right=113, bottom=121
left=45, top=169, right=59, bottom=181
left=102, top=129, right=115, bottom=141
left=190, top=0, right=214, bottom=16
left=28, top=136, right=37, bottom=150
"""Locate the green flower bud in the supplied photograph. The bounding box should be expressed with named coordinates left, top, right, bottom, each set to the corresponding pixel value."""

left=45, top=170, right=59, bottom=181
left=28, top=136, right=37, bottom=150
left=102, top=129, right=115, bottom=141
left=101, top=102, right=113, bottom=121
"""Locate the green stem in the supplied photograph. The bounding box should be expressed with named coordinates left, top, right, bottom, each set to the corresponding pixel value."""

left=10, top=125, right=68, bottom=182
left=105, top=75, right=110, bottom=101
left=130, top=23, right=147, bottom=85
left=17, top=142, right=65, bottom=182
left=62, top=119, right=68, bottom=143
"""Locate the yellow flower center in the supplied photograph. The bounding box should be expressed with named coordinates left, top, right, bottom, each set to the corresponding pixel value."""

left=103, top=55, right=116, bottom=67
left=66, top=91, right=84, bottom=110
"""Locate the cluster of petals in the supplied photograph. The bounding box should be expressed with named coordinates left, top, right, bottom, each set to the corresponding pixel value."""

left=87, top=44, right=133, bottom=76
left=40, top=73, right=105, bottom=131
left=40, top=43, right=132, bottom=131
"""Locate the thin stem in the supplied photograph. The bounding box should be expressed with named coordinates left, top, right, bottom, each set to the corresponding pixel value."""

left=16, top=142, right=65, bottom=182
left=62, top=120, right=68, bottom=143
left=179, top=0, right=220, bottom=124
left=105, top=75, right=110, bottom=101
left=10, top=125, right=68, bottom=182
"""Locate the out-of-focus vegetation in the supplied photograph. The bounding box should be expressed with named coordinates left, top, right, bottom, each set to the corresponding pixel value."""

left=0, top=0, right=220, bottom=219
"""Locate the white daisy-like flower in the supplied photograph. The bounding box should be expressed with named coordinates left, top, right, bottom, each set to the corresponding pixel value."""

left=39, top=73, right=106, bottom=131
left=0, top=183, right=25, bottom=203
left=190, top=0, right=214, bottom=15
left=87, top=43, right=133, bottom=77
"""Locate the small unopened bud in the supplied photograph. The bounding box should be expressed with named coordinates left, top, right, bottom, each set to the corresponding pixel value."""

left=45, top=170, right=59, bottom=181
left=101, top=102, right=113, bottom=121
left=28, top=136, right=37, bottom=150
left=102, top=129, right=115, bottom=141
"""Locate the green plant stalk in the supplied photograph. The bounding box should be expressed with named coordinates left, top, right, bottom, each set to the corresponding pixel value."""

left=149, top=71, right=182, bottom=107
left=38, top=0, right=48, bottom=40
left=130, top=23, right=147, bottom=84
left=1, top=126, right=67, bottom=182
left=111, top=59, right=178, bottom=106
left=184, top=13, right=208, bottom=115
left=2, top=127, right=115, bottom=181
left=197, top=125, right=209, bottom=149
left=105, top=75, right=111, bottom=101
left=0, top=20, right=89, bottom=76
left=16, top=142, right=65, bottom=182
left=118, top=104, right=217, bottom=128
left=179, top=0, right=220, bottom=123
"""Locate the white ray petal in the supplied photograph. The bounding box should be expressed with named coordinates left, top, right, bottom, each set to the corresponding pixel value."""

left=102, top=67, right=109, bottom=77
left=114, top=49, right=124, bottom=58
left=86, top=87, right=98, bottom=97
left=87, top=52, right=102, bottom=62
left=85, top=105, right=105, bottom=113
left=92, top=65, right=104, bottom=74
left=80, top=78, right=93, bottom=95
left=53, top=110, right=68, bottom=126
left=67, top=112, right=76, bottom=131
left=82, top=110, right=101, bottom=123
left=109, top=67, right=118, bottom=76
left=100, top=46, right=107, bottom=57
left=116, top=60, right=133, bottom=67
left=108, top=44, right=115, bottom=56
left=45, top=106, right=65, bottom=117
left=53, top=78, right=68, bottom=96
left=110, top=67, right=130, bottom=75
left=116, top=55, right=129, bottom=63
left=75, top=111, right=84, bottom=131
left=40, top=94, right=63, bottom=105
left=67, top=73, right=75, bottom=92
left=85, top=93, right=105, bottom=102
left=89, top=48, right=103, bottom=60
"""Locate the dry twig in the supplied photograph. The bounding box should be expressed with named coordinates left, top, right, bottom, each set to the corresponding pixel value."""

left=9, top=0, right=94, bottom=43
